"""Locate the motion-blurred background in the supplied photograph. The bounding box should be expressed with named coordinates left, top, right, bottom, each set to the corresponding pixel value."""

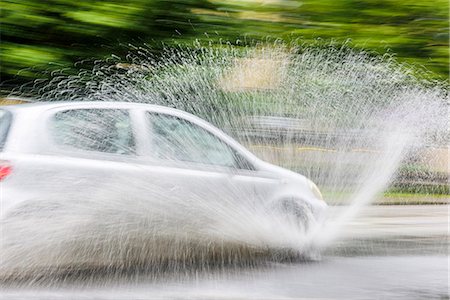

left=1, top=0, right=448, bottom=89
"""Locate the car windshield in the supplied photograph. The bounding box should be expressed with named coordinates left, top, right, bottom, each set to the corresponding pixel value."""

left=52, top=109, right=135, bottom=155
left=0, top=110, right=12, bottom=151
left=148, top=113, right=240, bottom=168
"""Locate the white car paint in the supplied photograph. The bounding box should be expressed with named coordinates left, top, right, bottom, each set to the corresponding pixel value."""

left=0, top=102, right=326, bottom=221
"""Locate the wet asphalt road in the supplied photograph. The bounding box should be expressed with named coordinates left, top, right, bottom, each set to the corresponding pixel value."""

left=1, top=205, right=448, bottom=300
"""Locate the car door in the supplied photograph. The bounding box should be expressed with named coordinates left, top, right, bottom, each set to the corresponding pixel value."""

left=138, top=110, right=280, bottom=209
left=23, top=107, right=143, bottom=203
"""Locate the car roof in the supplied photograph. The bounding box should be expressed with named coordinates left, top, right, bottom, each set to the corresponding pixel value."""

left=1, top=101, right=184, bottom=115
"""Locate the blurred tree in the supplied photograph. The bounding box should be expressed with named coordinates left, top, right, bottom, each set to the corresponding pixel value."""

left=1, top=0, right=216, bottom=86
left=197, top=0, right=449, bottom=79
left=0, top=0, right=448, bottom=88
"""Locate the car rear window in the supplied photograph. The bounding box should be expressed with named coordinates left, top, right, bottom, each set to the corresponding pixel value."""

left=0, top=110, right=12, bottom=151
left=51, top=109, right=135, bottom=155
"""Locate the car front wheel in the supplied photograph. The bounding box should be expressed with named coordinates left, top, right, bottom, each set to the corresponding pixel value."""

left=273, top=198, right=315, bottom=232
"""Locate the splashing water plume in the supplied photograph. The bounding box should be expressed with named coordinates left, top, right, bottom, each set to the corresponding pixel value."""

left=4, top=42, right=448, bottom=276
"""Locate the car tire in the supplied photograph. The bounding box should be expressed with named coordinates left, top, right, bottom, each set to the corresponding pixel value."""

left=274, top=198, right=314, bottom=232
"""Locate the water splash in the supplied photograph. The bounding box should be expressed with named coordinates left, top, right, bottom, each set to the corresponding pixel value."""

left=33, top=42, right=446, bottom=194
left=4, top=42, right=448, bottom=276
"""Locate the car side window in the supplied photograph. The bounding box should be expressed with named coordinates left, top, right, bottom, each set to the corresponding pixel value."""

left=52, top=109, right=135, bottom=155
left=148, top=112, right=248, bottom=169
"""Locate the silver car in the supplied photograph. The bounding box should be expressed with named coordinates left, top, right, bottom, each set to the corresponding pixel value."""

left=0, top=102, right=326, bottom=228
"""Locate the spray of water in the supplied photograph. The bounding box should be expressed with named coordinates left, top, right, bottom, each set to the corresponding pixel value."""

left=3, top=42, right=448, bottom=277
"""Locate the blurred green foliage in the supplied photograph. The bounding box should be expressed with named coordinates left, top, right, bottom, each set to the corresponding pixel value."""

left=1, top=0, right=448, bottom=87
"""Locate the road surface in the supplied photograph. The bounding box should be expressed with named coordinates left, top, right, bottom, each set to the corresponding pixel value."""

left=2, top=205, right=448, bottom=299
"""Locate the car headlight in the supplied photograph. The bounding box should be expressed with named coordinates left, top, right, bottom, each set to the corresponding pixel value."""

left=308, top=180, right=323, bottom=201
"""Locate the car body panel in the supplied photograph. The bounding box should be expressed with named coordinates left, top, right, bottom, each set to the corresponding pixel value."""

left=0, top=102, right=326, bottom=220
